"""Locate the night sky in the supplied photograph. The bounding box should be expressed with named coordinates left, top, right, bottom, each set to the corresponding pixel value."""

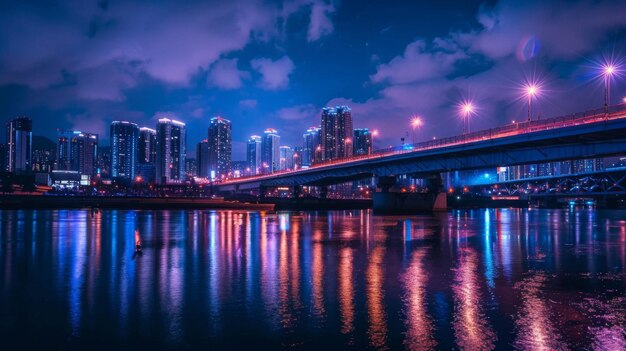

left=2, top=0, right=626, bottom=159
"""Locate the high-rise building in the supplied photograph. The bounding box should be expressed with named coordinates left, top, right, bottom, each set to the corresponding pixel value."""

left=97, top=146, right=111, bottom=178
left=71, top=132, right=98, bottom=177
left=110, top=121, right=139, bottom=181
left=246, top=135, right=262, bottom=174
left=185, top=158, right=197, bottom=178
left=353, top=128, right=372, bottom=155
left=302, top=126, right=321, bottom=167
left=207, top=117, right=232, bottom=179
left=321, top=106, right=353, bottom=161
left=156, top=118, right=186, bottom=184
left=0, top=144, right=7, bottom=173
left=279, top=146, right=294, bottom=171
left=56, top=130, right=80, bottom=171
left=293, top=146, right=303, bottom=170
left=138, top=127, right=156, bottom=164
left=6, top=117, right=32, bottom=174
left=196, top=139, right=210, bottom=178
left=261, top=128, right=280, bottom=173
left=31, top=136, right=56, bottom=173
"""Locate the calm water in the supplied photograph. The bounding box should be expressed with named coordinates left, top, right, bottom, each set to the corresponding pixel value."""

left=1, top=209, right=625, bottom=350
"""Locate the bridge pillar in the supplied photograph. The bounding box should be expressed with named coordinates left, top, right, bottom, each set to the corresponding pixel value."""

left=319, top=186, right=328, bottom=199
left=373, top=173, right=447, bottom=213
left=292, top=184, right=301, bottom=199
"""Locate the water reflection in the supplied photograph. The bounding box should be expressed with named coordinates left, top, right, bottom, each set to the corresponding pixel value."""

left=1, top=208, right=626, bottom=350
left=402, top=248, right=436, bottom=350
left=452, top=247, right=496, bottom=350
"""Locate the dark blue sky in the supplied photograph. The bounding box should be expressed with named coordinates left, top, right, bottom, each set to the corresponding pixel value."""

left=1, top=0, right=626, bottom=159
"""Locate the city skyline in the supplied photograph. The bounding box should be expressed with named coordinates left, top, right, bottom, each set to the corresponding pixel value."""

left=2, top=1, right=626, bottom=160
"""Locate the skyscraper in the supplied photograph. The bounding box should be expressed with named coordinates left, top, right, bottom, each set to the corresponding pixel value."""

left=138, top=127, right=157, bottom=164
left=207, top=116, right=232, bottom=179
left=261, top=128, right=280, bottom=173
left=302, top=126, right=321, bottom=167
left=279, top=146, right=294, bottom=171
left=31, top=136, right=56, bottom=173
left=6, top=117, right=32, bottom=174
left=110, top=121, right=139, bottom=181
left=247, top=135, right=262, bottom=174
left=353, top=128, right=372, bottom=155
left=71, top=132, right=98, bottom=177
left=156, top=118, right=186, bottom=184
left=196, top=139, right=210, bottom=178
left=56, top=130, right=80, bottom=171
left=321, top=106, right=353, bottom=161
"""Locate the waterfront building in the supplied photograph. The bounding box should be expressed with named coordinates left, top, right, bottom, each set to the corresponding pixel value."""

left=31, top=136, right=56, bottom=173
left=321, top=106, right=353, bottom=161
left=6, top=117, right=32, bottom=174
left=302, top=126, right=321, bottom=166
left=353, top=128, right=372, bottom=155
left=247, top=135, right=262, bottom=174
left=156, top=118, right=186, bottom=184
left=138, top=127, right=157, bottom=164
left=261, top=128, right=280, bottom=173
left=279, top=146, right=294, bottom=171
left=110, top=121, right=139, bottom=181
left=207, top=117, right=232, bottom=179
left=70, top=132, right=98, bottom=177
left=196, top=139, right=210, bottom=178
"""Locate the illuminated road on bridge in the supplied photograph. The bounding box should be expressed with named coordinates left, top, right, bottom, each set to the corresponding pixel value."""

left=216, top=105, right=626, bottom=191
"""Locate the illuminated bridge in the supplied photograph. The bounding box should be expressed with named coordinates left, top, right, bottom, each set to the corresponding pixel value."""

left=216, top=105, right=626, bottom=212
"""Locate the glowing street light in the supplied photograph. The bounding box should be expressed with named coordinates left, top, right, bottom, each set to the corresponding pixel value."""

left=457, top=99, right=475, bottom=134
left=524, top=83, right=539, bottom=121
left=371, top=129, right=379, bottom=154
left=411, top=116, right=423, bottom=143
left=603, top=64, right=616, bottom=114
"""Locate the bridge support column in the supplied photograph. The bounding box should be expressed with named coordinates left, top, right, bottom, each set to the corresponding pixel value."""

left=292, top=184, right=301, bottom=199
left=373, top=174, right=447, bottom=213
left=319, top=186, right=328, bottom=199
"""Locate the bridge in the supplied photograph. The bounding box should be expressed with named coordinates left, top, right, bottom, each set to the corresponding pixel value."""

left=216, top=105, right=626, bottom=212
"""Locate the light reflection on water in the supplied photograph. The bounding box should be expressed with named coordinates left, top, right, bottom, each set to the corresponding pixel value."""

left=1, top=208, right=626, bottom=350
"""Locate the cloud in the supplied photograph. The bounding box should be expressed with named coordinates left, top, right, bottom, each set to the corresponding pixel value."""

left=307, top=0, right=336, bottom=41
left=353, top=0, right=626, bottom=149
left=207, top=58, right=249, bottom=90
left=275, top=104, right=318, bottom=121
left=251, top=56, right=295, bottom=90
left=371, top=40, right=467, bottom=85
left=239, top=99, right=258, bottom=109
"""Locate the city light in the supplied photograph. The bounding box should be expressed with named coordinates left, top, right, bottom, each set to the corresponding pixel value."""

left=411, top=116, right=423, bottom=143
left=457, top=99, right=476, bottom=134
left=523, top=82, right=541, bottom=121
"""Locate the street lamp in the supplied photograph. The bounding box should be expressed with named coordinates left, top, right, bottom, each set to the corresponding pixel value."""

left=371, top=130, right=379, bottom=154
left=411, top=116, right=423, bottom=143
left=603, top=64, right=616, bottom=114
left=460, top=102, right=474, bottom=134
left=524, top=84, right=539, bottom=121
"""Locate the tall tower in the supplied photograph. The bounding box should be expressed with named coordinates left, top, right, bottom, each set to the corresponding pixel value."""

left=247, top=135, right=262, bottom=174
left=320, top=106, right=353, bottom=161
left=110, top=121, right=139, bottom=181
left=138, top=127, right=157, bottom=164
left=71, top=132, right=98, bottom=177
left=261, top=128, right=280, bottom=173
left=196, top=139, right=210, bottom=178
left=156, top=118, right=186, bottom=184
left=302, top=126, right=321, bottom=166
left=6, top=117, right=32, bottom=174
left=353, top=128, right=372, bottom=155
left=207, top=116, right=232, bottom=179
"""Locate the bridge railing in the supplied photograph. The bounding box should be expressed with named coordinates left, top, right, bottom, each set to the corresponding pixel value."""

left=222, top=104, right=626, bottom=184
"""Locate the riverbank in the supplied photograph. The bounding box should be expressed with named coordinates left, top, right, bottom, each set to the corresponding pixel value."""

left=0, top=194, right=275, bottom=211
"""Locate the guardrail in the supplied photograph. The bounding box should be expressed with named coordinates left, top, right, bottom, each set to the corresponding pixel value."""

left=222, top=104, right=626, bottom=184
